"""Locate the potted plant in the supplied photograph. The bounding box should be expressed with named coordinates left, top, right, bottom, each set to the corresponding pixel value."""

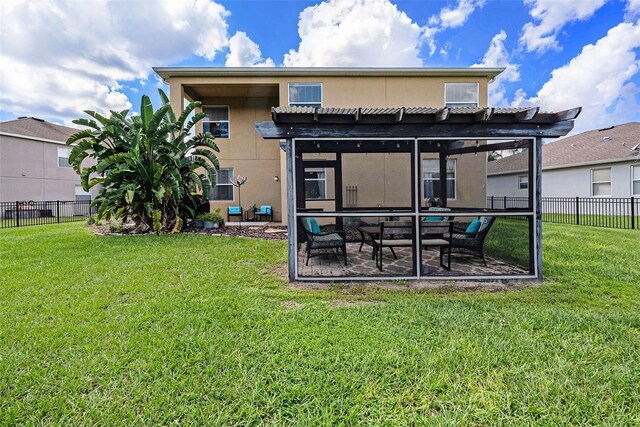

left=197, top=213, right=217, bottom=229
left=193, top=216, right=204, bottom=228
left=211, top=208, right=225, bottom=229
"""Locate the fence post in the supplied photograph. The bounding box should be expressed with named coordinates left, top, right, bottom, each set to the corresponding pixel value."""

left=15, top=201, right=19, bottom=228
left=503, top=196, right=507, bottom=210
left=632, top=197, right=635, bottom=230
left=56, top=200, right=60, bottom=224
left=491, top=196, right=494, bottom=209
left=575, top=197, right=580, bottom=225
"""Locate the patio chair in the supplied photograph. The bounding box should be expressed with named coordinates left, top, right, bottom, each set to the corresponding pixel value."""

left=374, top=221, right=413, bottom=271
left=449, top=216, right=496, bottom=266
left=227, top=206, right=243, bottom=222
left=300, top=217, right=347, bottom=266
left=254, top=205, right=273, bottom=222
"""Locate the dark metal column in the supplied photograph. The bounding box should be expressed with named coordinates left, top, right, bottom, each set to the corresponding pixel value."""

left=285, top=138, right=296, bottom=281
left=335, top=152, right=343, bottom=229
left=439, top=150, right=448, bottom=207
left=535, top=137, right=543, bottom=280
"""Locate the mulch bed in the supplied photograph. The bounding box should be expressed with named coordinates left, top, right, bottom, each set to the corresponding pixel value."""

left=91, top=223, right=288, bottom=240
left=184, top=224, right=288, bottom=240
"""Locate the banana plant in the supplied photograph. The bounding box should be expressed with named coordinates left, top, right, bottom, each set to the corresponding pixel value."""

left=66, top=89, right=219, bottom=233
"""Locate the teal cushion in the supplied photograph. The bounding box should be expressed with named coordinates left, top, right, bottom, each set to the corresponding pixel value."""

left=424, top=216, right=444, bottom=222
left=308, top=217, right=321, bottom=234
left=228, top=206, right=241, bottom=214
left=465, top=219, right=481, bottom=234
left=257, top=205, right=272, bottom=214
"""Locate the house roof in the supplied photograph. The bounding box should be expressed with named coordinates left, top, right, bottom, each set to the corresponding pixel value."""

left=154, top=66, right=505, bottom=82
left=487, top=122, right=640, bottom=175
left=0, top=117, right=79, bottom=143
left=486, top=151, right=528, bottom=175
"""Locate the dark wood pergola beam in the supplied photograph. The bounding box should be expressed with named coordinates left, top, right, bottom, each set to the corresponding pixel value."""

left=474, top=107, right=494, bottom=122
left=554, top=107, right=582, bottom=122
left=255, top=120, right=575, bottom=139
left=446, top=139, right=531, bottom=155
left=514, top=107, right=539, bottom=121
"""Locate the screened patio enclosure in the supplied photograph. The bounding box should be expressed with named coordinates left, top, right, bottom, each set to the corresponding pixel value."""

left=256, top=106, right=580, bottom=281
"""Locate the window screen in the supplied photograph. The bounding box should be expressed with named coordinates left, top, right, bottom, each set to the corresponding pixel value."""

left=445, top=83, right=479, bottom=108
left=289, top=83, right=322, bottom=108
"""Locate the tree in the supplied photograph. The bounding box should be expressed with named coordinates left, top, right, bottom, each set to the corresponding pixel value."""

left=66, top=89, right=219, bottom=233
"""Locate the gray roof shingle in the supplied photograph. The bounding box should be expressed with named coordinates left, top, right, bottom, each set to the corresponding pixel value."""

left=0, top=117, right=79, bottom=142
left=487, top=122, right=640, bottom=175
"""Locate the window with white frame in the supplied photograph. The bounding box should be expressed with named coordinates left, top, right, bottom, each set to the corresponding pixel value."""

left=58, top=147, right=72, bottom=168
left=633, top=165, right=640, bottom=196
left=75, top=185, right=91, bottom=202
left=591, top=168, right=611, bottom=197
left=518, top=175, right=529, bottom=190
left=423, top=159, right=456, bottom=200
left=288, top=83, right=322, bottom=108
left=304, top=168, right=326, bottom=200
left=445, top=83, right=479, bottom=108
left=203, top=106, right=229, bottom=138
left=210, top=168, right=234, bottom=201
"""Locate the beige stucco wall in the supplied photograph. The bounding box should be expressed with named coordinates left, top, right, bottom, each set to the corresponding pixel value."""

left=0, top=135, right=97, bottom=202
left=195, top=96, right=283, bottom=220
left=168, top=74, right=491, bottom=222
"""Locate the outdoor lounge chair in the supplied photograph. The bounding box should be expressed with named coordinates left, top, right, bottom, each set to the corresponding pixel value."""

left=254, top=205, right=273, bottom=222
left=300, top=217, right=347, bottom=266
left=227, top=206, right=243, bottom=221
left=449, top=216, right=496, bottom=266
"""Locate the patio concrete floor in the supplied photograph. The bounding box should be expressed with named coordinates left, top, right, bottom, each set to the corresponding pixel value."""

left=297, top=242, right=529, bottom=278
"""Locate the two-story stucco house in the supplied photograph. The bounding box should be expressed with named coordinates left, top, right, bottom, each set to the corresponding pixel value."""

left=153, top=67, right=504, bottom=222
left=0, top=117, right=96, bottom=202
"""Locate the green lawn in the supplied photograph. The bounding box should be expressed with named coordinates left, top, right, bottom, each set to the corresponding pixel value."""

left=1, top=223, right=638, bottom=425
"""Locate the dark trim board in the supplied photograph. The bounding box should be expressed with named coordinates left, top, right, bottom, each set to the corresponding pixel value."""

left=255, top=121, right=575, bottom=140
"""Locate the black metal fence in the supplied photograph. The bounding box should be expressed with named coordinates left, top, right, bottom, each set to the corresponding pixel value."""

left=487, top=196, right=639, bottom=230
left=0, top=200, right=94, bottom=229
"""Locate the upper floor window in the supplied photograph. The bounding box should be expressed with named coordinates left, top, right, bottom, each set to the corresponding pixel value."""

left=445, top=83, right=479, bottom=108
left=423, top=159, right=456, bottom=200
left=632, top=165, right=640, bottom=196
left=210, top=168, right=234, bottom=201
left=58, top=147, right=72, bottom=168
left=518, top=175, right=529, bottom=190
left=591, top=167, right=611, bottom=197
left=203, top=106, right=229, bottom=138
left=288, top=83, right=322, bottom=108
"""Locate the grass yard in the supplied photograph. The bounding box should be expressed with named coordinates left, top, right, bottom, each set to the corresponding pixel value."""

left=1, top=223, right=639, bottom=425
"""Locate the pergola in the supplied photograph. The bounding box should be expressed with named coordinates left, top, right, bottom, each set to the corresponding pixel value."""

left=256, top=105, right=581, bottom=281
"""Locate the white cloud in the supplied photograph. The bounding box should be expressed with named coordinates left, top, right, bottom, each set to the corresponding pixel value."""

left=513, top=20, right=640, bottom=134
left=430, top=0, right=486, bottom=29
left=472, top=30, right=520, bottom=106
left=225, top=32, right=275, bottom=67
left=283, top=0, right=434, bottom=66
left=627, top=0, right=640, bottom=17
left=0, top=0, right=230, bottom=124
left=520, top=0, right=607, bottom=53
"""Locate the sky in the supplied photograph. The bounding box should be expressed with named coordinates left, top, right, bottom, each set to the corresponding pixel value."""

left=1, top=0, right=639, bottom=135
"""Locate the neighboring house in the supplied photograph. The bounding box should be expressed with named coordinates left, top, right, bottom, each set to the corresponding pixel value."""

left=0, top=117, right=94, bottom=202
left=154, top=67, right=503, bottom=221
left=487, top=122, right=640, bottom=199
